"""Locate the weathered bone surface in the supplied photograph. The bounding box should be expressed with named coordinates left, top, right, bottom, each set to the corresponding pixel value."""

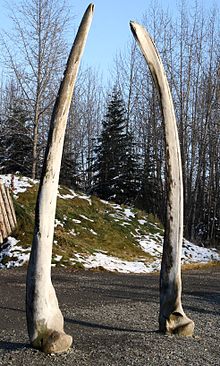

left=26, top=4, right=94, bottom=353
left=130, top=21, right=194, bottom=336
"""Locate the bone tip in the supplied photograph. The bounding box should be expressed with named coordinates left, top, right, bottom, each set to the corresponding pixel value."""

left=88, top=3, right=95, bottom=12
left=130, top=21, right=138, bottom=36
left=130, top=21, right=139, bottom=32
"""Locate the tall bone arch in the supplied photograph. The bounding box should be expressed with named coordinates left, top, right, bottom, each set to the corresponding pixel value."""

left=130, top=21, right=194, bottom=336
left=26, top=3, right=194, bottom=354
left=26, top=3, right=94, bottom=354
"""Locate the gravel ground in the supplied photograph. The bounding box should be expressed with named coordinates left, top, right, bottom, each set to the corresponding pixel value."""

left=0, top=266, right=219, bottom=366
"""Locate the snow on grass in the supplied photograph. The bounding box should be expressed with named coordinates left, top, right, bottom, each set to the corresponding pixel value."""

left=138, top=219, right=147, bottom=225
left=109, top=206, right=136, bottom=222
left=71, top=240, right=219, bottom=273
left=80, top=214, right=94, bottom=222
left=69, top=228, right=77, bottom=236
left=134, top=230, right=219, bottom=264
left=72, top=218, right=82, bottom=224
left=138, top=236, right=163, bottom=257
left=70, top=202, right=219, bottom=272
left=120, top=222, right=131, bottom=227
left=70, top=229, right=219, bottom=273
left=0, top=174, right=37, bottom=196
left=74, top=252, right=161, bottom=273
left=0, top=237, right=30, bottom=269
left=51, top=255, right=64, bottom=267
left=102, top=201, right=136, bottom=219
left=58, top=188, right=92, bottom=205
left=89, top=229, right=98, bottom=236
left=124, top=208, right=135, bottom=219
left=0, top=234, right=219, bottom=272
left=0, top=174, right=219, bottom=272
left=182, top=239, right=220, bottom=263
left=57, top=191, right=76, bottom=200
left=0, top=174, right=91, bottom=205
left=54, top=219, right=64, bottom=228
left=53, top=254, right=63, bottom=262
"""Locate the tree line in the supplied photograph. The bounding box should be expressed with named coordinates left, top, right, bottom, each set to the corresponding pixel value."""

left=0, top=0, right=219, bottom=247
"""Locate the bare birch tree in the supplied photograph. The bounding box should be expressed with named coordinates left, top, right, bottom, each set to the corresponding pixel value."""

left=112, top=0, right=220, bottom=246
left=1, top=0, right=70, bottom=179
left=63, top=67, right=103, bottom=190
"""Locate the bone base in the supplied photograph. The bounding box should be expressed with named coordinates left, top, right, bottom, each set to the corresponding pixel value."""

left=159, top=312, right=195, bottom=336
left=26, top=274, right=72, bottom=353
left=32, top=330, right=72, bottom=354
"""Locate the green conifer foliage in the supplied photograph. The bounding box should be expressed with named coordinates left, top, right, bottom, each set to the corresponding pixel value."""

left=92, top=88, right=140, bottom=204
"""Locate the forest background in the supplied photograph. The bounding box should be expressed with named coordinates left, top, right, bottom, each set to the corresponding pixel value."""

left=0, top=0, right=219, bottom=247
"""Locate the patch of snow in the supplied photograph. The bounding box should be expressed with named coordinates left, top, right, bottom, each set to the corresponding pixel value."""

left=80, top=214, right=94, bottom=222
left=138, top=236, right=163, bottom=258
left=124, top=208, right=135, bottom=219
left=0, top=237, right=30, bottom=268
left=135, top=232, right=220, bottom=264
left=182, top=239, right=220, bottom=263
left=69, top=228, right=77, bottom=236
left=69, top=189, right=92, bottom=205
left=57, top=192, right=76, bottom=200
left=72, top=218, right=81, bottom=224
left=0, top=174, right=37, bottom=196
left=110, top=203, right=123, bottom=211
left=138, top=219, right=147, bottom=225
left=120, top=222, right=131, bottom=227
left=0, top=176, right=219, bottom=273
left=54, top=219, right=64, bottom=228
left=89, top=229, right=97, bottom=236
left=72, top=237, right=219, bottom=273
left=1, top=235, right=219, bottom=273
left=74, top=252, right=161, bottom=273
left=100, top=199, right=112, bottom=205
left=58, top=188, right=92, bottom=205
left=93, top=249, right=108, bottom=254
left=53, top=254, right=62, bottom=262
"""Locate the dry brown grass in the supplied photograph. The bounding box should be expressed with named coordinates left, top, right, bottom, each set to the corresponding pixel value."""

left=181, top=261, right=220, bottom=271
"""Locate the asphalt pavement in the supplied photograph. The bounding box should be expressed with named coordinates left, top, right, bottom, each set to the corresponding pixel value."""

left=0, top=266, right=219, bottom=365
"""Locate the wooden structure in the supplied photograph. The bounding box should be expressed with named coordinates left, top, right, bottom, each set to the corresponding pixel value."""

left=0, top=181, right=17, bottom=244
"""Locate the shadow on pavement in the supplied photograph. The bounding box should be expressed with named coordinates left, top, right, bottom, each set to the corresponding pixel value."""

left=0, top=306, right=25, bottom=313
left=0, top=341, right=30, bottom=351
left=65, top=317, right=157, bottom=334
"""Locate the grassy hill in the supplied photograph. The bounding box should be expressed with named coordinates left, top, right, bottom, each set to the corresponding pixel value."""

left=1, top=175, right=163, bottom=269
left=0, top=174, right=219, bottom=271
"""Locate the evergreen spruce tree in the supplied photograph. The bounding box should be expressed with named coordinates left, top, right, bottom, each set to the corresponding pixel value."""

left=92, top=88, right=140, bottom=204
left=2, top=99, right=32, bottom=176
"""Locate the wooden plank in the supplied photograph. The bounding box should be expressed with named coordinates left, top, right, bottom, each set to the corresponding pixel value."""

left=0, top=183, right=15, bottom=231
left=5, top=186, right=17, bottom=228
left=0, top=231, right=3, bottom=244
left=0, top=183, right=12, bottom=234
left=0, top=182, right=17, bottom=243
left=0, top=190, right=8, bottom=240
